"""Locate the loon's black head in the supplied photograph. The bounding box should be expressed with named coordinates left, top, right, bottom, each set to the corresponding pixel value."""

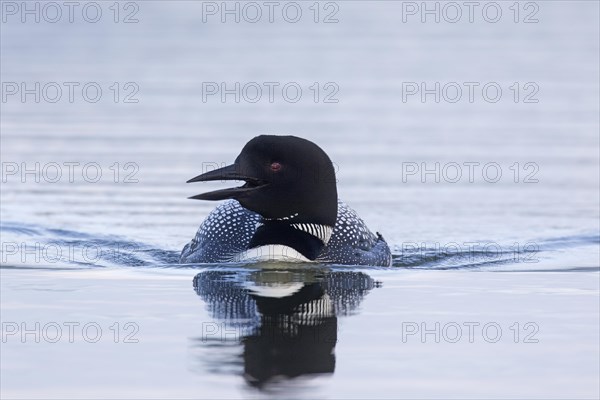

left=187, top=135, right=338, bottom=227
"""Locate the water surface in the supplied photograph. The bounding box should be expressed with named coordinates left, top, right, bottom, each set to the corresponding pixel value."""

left=1, top=1, right=599, bottom=398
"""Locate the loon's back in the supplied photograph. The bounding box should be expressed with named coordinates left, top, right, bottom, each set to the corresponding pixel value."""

left=180, top=200, right=391, bottom=267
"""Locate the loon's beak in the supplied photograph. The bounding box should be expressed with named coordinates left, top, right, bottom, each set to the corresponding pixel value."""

left=187, top=163, right=268, bottom=200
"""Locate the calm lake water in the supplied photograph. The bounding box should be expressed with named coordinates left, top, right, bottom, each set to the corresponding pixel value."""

left=1, top=1, right=599, bottom=398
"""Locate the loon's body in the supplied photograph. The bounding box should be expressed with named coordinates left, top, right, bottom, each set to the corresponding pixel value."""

left=180, top=135, right=391, bottom=267
left=180, top=199, right=391, bottom=265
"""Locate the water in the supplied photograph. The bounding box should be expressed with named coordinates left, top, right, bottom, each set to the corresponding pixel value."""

left=1, top=1, right=599, bottom=398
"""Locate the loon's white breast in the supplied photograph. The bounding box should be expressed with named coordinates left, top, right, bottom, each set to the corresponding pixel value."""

left=232, top=244, right=312, bottom=263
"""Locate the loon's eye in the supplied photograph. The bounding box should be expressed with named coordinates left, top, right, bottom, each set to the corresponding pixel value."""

left=270, top=162, right=282, bottom=172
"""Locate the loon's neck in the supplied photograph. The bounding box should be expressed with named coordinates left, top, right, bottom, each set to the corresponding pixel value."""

left=248, top=220, right=332, bottom=260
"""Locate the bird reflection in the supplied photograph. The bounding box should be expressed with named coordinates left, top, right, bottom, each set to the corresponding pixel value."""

left=193, top=267, right=380, bottom=388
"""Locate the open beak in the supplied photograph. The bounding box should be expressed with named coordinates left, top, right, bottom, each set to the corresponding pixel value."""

left=187, top=163, right=268, bottom=200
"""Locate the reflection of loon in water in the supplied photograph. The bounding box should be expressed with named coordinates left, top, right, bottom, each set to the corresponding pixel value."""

left=193, top=268, right=380, bottom=388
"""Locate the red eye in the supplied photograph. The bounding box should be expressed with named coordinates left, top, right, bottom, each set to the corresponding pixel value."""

left=270, top=162, right=282, bottom=172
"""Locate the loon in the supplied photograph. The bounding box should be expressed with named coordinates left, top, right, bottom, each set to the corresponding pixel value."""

left=180, top=135, right=392, bottom=266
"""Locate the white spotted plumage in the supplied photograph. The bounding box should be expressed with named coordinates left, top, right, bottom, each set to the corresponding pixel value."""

left=180, top=199, right=391, bottom=266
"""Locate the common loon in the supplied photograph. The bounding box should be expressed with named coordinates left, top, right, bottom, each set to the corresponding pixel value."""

left=180, top=135, right=392, bottom=266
